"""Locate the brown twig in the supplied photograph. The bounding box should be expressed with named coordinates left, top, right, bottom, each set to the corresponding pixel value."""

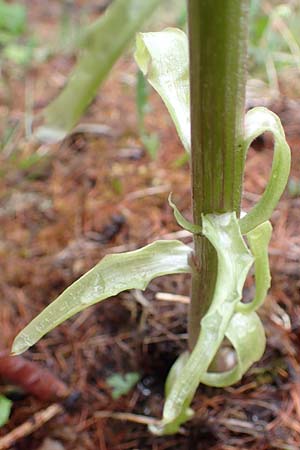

left=94, top=411, right=158, bottom=426
left=155, top=292, right=190, bottom=304
left=0, top=404, right=64, bottom=450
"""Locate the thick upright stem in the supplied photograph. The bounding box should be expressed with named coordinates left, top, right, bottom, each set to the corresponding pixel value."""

left=188, top=0, right=249, bottom=349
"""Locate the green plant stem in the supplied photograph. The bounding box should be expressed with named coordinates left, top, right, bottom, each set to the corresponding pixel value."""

left=188, top=0, right=249, bottom=349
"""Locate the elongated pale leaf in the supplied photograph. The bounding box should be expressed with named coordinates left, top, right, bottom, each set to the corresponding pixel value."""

left=12, top=241, right=191, bottom=355
left=135, top=28, right=190, bottom=152
left=150, top=213, right=254, bottom=435
left=36, top=0, right=160, bottom=143
left=239, top=107, right=291, bottom=234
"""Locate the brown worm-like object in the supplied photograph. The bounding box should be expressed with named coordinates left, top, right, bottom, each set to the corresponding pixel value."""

left=0, top=351, right=69, bottom=401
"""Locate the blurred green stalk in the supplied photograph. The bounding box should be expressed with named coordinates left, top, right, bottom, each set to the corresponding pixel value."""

left=37, top=0, right=160, bottom=142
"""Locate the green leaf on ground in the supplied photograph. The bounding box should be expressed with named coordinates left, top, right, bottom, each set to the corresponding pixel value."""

left=107, top=372, right=140, bottom=399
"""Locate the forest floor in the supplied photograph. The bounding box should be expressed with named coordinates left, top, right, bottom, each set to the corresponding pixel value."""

left=1, top=1, right=300, bottom=449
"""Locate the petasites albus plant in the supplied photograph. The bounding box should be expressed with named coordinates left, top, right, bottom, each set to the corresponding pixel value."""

left=13, top=0, right=291, bottom=435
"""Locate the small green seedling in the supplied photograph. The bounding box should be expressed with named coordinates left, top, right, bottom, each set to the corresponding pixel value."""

left=12, top=1, right=291, bottom=436
left=107, top=372, right=140, bottom=400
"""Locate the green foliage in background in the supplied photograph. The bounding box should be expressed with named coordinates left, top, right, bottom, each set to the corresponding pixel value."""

left=249, top=0, right=300, bottom=86
left=36, top=0, right=161, bottom=143
left=0, top=1, right=35, bottom=66
left=0, top=0, right=26, bottom=36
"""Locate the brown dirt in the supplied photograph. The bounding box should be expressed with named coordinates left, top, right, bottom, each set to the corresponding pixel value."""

left=1, top=2, right=300, bottom=449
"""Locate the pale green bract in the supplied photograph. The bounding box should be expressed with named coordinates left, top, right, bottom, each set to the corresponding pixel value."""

left=135, top=28, right=190, bottom=153
left=168, top=193, right=202, bottom=234
left=12, top=240, right=192, bottom=355
left=236, top=221, right=272, bottom=314
left=150, top=212, right=265, bottom=435
left=201, top=312, right=266, bottom=388
left=150, top=218, right=272, bottom=435
left=36, top=0, right=161, bottom=143
left=239, top=107, right=291, bottom=234
left=201, top=221, right=271, bottom=387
